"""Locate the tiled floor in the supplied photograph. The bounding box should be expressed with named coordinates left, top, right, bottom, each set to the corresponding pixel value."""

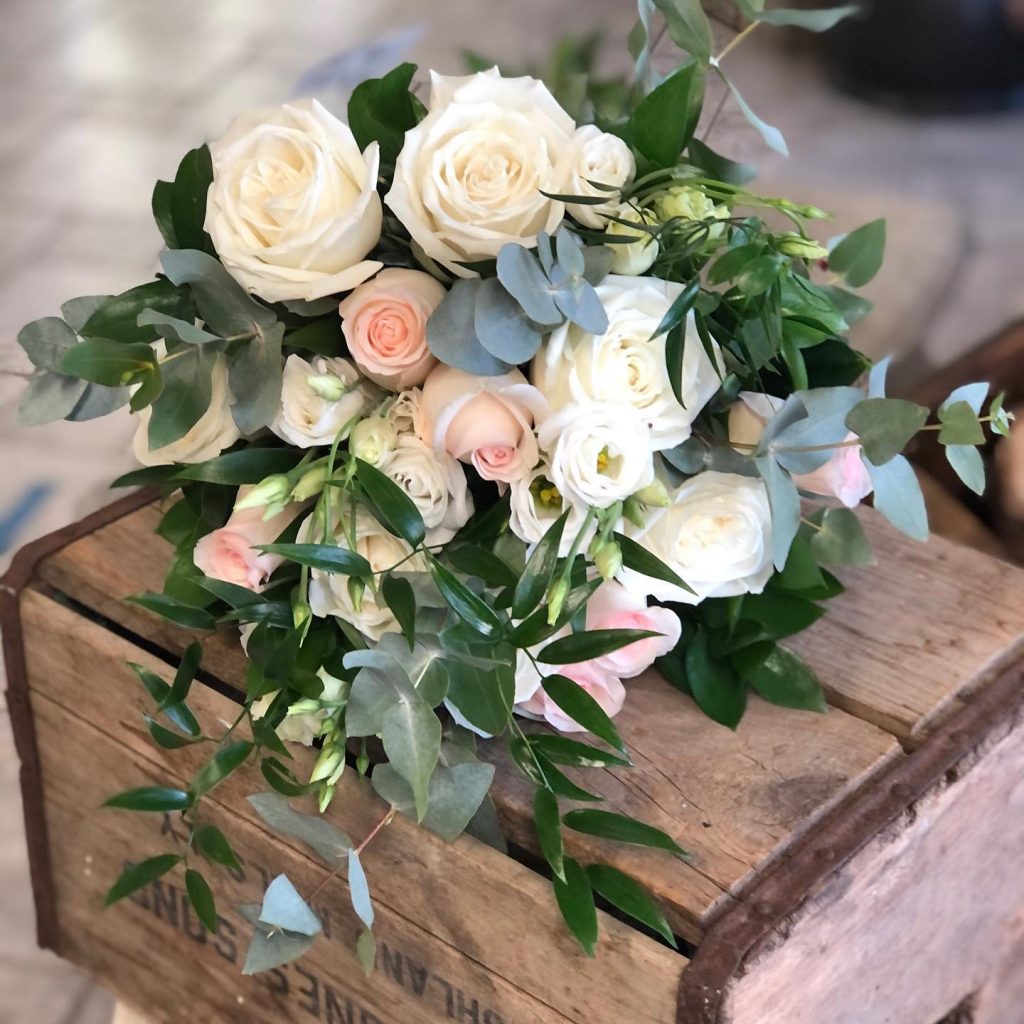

left=1, top=2, right=1022, bottom=1021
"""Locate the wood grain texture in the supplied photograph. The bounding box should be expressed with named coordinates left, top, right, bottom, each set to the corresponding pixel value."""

left=22, top=590, right=683, bottom=1024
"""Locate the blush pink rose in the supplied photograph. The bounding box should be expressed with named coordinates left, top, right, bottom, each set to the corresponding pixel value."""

left=418, top=365, right=548, bottom=484
left=585, top=582, right=681, bottom=678
left=518, top=660, right=626, bottom=734
left=338, top=268, right=445, bottom=390
left=193, top=490, right=306, bottom=591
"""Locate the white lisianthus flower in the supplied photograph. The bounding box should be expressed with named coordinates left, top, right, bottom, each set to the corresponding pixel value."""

left=620, top=471, right=773, bottom=605
left=305, top=510, right=429, bottom=640
left=536, top=275, right=723, bottom=450
left=385, top=69, right=576, bottom=276
left=564, top=125, right=636, bottom=229
left=538, top=401, right=654, bottom=509
left=350, top=415, right=398, bottom=466
left=509, top=463, right=596, bottom=557
left=604, top=204, right=659, bottom=276
left=132, top=356, right=240, bottom=465
left=250, top=668, right=347, bottom=746
left=205, top=100, right=383, bottom=302
left=379, top=435, right=474, bottom=545
left=272, top=354, right=370, bottom=448
left=653, top=185, right=728, bottom=241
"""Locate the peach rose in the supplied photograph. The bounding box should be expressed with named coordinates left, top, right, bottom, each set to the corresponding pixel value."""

left=517, top=659, right=626, bottom=734
left=585, top=582, right=681, bottom=678
left=193, top=489, right=305, bottom=591
left=418, top=365, right=547, bottom=484
left=728, top=392, right=872, bottom=509
left=339, top=268, right=445, bottom=390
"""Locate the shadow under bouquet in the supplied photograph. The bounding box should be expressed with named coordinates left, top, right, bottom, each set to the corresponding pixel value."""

left=14, top=1, right=1011, bottom=970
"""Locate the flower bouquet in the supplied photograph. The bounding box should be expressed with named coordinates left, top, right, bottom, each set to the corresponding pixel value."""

left=14, top=0, right=1011, bottom=973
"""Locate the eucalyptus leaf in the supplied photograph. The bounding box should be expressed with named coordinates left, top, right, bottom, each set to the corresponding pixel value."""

left=242, top=924, right=316, bottom=975
left=810, top=507, right=875, bottom=566
left=248, top=792, right=352, bottom=863
left=846, top=398, right=929, bottom=466
left=937, top=400, right=984, bottom=446
left=17, top=317, right=79, bottom=370
left=750, top=4, right=858, bottom=30
left=381, top=689, right=442, bottom=821
left=68, top=382, right=130, bottom=420
left=717, top=70, right=788, bottom=156
left=829, top=219, right=886, bottom=288
left=427, top=279, right=514, bottom=376
left=61, top=295, right=112, bottom=332
left=148, top=344, right=216, bottom=450
left=756, top=456, right=800, bottom=570
left=473, top=278, right=543, bottom=364
left=138, top=307, right=220, bottom=345
left=652, top=0, right=713, bottom=59
left=496, top=244, right=562, bottom=326
left=347, top=850, right=374, bottom=929
left=17, top=372, right=87, bottom=426
left=259, top=874, right=322, bottom=936
left=865, top=454, right=928, bottom=540
left=946, top=444, right=985, bottom=495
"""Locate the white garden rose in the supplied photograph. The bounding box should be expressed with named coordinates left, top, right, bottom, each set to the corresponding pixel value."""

left=509, top=463, right=596, bottom=557
left=385, top=69, right=576, bottom=276
left=538, top=401, right=654, bottom=509
left=605, top=204, right=659, bottom=276
left=306, top=510, right=429, bottom=640
left=205, top=99, right=383, bottom=302
left=272, top=354, right=370, bottom=448
left=620, top=471, right=773, bottom=605
left=250, top=668, right=347, bottom=746
left=379, top=435, right=474, bottom=545
left=564, top=125, right=636, bottom=229
left=535, top=275, right=723, bottom=450
left=132, top=356, right=240, bottom=466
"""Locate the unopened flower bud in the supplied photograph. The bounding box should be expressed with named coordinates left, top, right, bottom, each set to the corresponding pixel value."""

left=593, top=540, right=623, bottom=581
left=287, top=698, right=322, bottom=716
left=777, top=233, right=829, bottom=261
left=350, top=415, right=398, bottom=466
left=293, top=596, right=312, bottom=631
left=234, top=474, right=291, bottom=512
left=310, top=747, right=344, bottom=784
left=633, top=479, right=670, bottom=507
left=292, top=464, right=330, bottom=502
left=546, top=575, right=570, bottom=625
left=306, top=373, right=347, bottom=401
left=317, top=783, right=336, bottom=814
left=348, top=576, right=366, bottom=613
left=622, top=496, right=647, bottom=529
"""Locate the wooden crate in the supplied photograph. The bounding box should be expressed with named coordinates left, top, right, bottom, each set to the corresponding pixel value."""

left=3, top=491, right=1024, bottom=1024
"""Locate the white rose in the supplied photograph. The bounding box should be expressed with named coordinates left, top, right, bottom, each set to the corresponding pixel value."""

left=205, top=99, right=382, bottom=302
left=385, top=69, right=575, bottom=276
left=272, top=354, right=370, bottom=448
left=509, top=463, right=596, bottom=557
left=350, top=415, right=397, bottom=466
left=538, top=401, right=654, bottom=509
left=564, top=125, right=636, bottom=229
left=132, top=355, right=240, bottom=465
left=536, top=275, right=723, bottom=450
left=620, top=471, right=773, bottom=605
left=306, top=510, right=429, bottom=641
left=604, top=204, right=659, bottom=276
left=379, top=435, right=473, bottom=545
left=250, top=669, right=347, bottom=746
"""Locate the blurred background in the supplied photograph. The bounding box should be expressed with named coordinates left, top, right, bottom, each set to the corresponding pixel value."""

left=0, top=1, right=1022, bottom=1020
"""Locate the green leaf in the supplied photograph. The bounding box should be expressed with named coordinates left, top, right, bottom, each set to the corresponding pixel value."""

left=59, top=338, right=154, bottom=387
left=185, top=869, right=218, bottom=932
left=538, top=629, right=659, bottom=665
left=629, top=61, right=704, bottom=168
left=745, top=646, right=827, bottom=712
left=284, top=317, right=344, bottom=357
left=445, top=660, right=515, bottom=736
left=427, top=279, right=515, bottom=376
left=190, top=741, right=254, bottom=799
left=685, top=630, right=747, bottom=729
left=261, top=757, right=310, bottom=797
left=381, top=574, right=417, bottom=649
left=82, top=279, right=191, bottom=344
left=614, top=532, right=694, bottom=595
left=348, top=62, right=422, bottom=169
left=105, top=854, right=181, bottom=906
left=152, top=178, right=178, bottom=249
left=137, top=307, right=220, bottom=345
left=534, top=788, right=565, bottom=881
left=866, top=454, right=928, bottom=540
left=62, top=295, right=112, bottom=332
left=175, top=446, right=305, bottom=485
left=512, top=509, right=569, bottom=619
left=128, top=592, right=215, bottom=630
left=129, top=663, right=201, bottom=737
left=829, top=219, right=886, bottom=287
left=229, top=321, right=285, bottom=434
left=652, top=0, right=713, bottom=59
left=755, top=456, right=800, bottom=571
left=562, top=809, right=688, bottom=858
left=989, top=391, right=1013, bottom=437
left=539, top=674, right=627, bottom=752
left=381, top=691, right=442, bottom=821
left=194, top=824, right=243, bottom=873
left=937, top=400, right=985, bottom=446
left=586, top=864, right=677, bottom=947
left=447, top=545, right=519, bottom=591
left=259, top=874, right=322, bottom=936
left=148, top=344, right=216, bottom=450
left=737, top=254, right=784, bottom=297
left=355, top=457, right=427, bottom=547
left=651, top=278, right=700, bottom=342
left=241, top=922, right=316, bottom=975
left=169, top=145, right=215, bottom=254
left=17, top=371, right=87, bottom=426
left=810, top=507, right=875, bottom=566
left=530, top=734, right=631, bottom=768
left=687, top=138, right=757, bottom=186
left=144, top=717, right=200, bottom=749
left=750, top=4, right=858, bottom=30
left=347, top=849, right=374, bottom=929
left=846, top=398, right=929, bottom=466
left=473, top=278, right=543, bottom=364
left=104, top=786, right=193, bottom=812
left=247, top=792, right=351, bottom=863
left=257, top=542, right=371, bottom=577
left=430, top=561, right=503, bottom=638
left=356, top=929, right=376, bottom=975
left=17, top=317, right=79, bottom=370
left=552, top=857, right=598, bottom=957
left=946, top=444, right=986, bottom=496
left=161, top=642, right=202, bottom=709
left=718, top=70, right=788, bottom=156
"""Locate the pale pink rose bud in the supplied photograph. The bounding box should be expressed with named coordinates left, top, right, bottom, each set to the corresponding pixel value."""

left=586, top=581, right=682, bottom=678
left=339, top=268, right=445, bottom=390
left=418, top=365, right=548, bottom=484
left=193, top=488, right=306, bottom=591
left=518, top=660, right=626, bottom=733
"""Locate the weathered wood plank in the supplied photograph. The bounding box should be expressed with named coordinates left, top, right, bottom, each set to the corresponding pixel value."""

left=22, top=590, right=684, bottom=1024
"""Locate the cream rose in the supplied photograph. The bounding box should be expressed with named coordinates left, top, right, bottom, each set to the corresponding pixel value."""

left=382, top=388, right=423, bottom=437
left=564, top=125, right=636, bottom=229
left=379, top=435, right=473, bottom=545
left=536, top=276, right=723, bottom=450
left=306, top=510, right=429, bottom=641
left=385, top=69, right=575, bottom=276
left=205, top=99, right=382, bottom=302
left=272, top=354, right=370, bottom=448
left=132, top=356, right=240, bottom=466
left=193, top=491, right=306, bottom=591
left=728, top=392, right=873, bottom=508
left=250, top=669, right=347, bottom=746
left=419, top=365, right=547, bottom=484
left=538, top=401, right=654, bottom=509
left=620, top=471, right=773, bottom=605
left=605, top=204, right=659, bottom=276
left=585, top=582, right=682, bottom=678
left=339, top=268, right=444, bottom=390
left=509, top=463, right=596, bottom=557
